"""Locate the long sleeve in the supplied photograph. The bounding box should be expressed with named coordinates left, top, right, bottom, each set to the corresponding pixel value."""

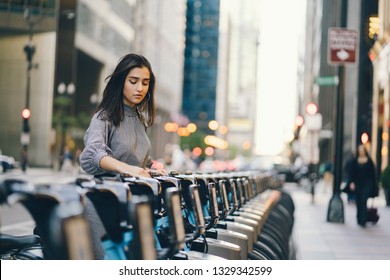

left=79, top=113, right=112, bottom=175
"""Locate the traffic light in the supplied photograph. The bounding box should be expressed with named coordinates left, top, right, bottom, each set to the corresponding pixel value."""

left=305, top=102, right=322, bottom=131
left=306, top=102, right=318, bottom=116
left=361, top=132, right=369, bottom=144
left=294, top=115, right=304, bottom=140
left=21, top=108, right=30, bottom=133
left=295, top=115, right=304, bottom=127
left=368, top=16, right=380, bottom=40
left=22, top=108, right=31, bottom=119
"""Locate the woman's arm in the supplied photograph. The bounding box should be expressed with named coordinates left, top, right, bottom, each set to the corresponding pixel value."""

left=79, top=114, right=111, bottom=175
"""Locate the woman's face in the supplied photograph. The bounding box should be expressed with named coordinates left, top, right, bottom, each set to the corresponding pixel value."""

left=123, top=66, right=150, bottom=107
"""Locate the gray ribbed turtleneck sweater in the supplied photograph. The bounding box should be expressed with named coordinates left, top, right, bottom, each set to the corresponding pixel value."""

left=80, top=104, right=151, bottom=175
left=79, top=105, right=152, bottom=259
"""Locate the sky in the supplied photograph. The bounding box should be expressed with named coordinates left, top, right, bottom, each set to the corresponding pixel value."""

left=255, top=0, right=307, bottom=156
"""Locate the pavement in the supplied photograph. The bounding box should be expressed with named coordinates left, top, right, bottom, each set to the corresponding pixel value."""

left=285, top=180, right=390, bottom=260
left=0, top=166, right=84, bottom=183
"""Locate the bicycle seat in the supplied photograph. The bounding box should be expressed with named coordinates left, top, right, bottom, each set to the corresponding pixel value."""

left=0, top=233, right=41, bottom=253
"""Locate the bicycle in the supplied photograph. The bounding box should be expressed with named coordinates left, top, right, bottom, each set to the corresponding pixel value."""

left=0, top=178, right=94, bottom=260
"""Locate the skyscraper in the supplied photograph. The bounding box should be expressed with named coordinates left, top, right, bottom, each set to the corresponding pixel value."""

left=182, top=0, right=220, bottom=131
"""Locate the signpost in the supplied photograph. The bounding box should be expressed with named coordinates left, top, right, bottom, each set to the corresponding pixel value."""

left=326, top=17, right=359, bottom=222
left=328, top=28, right=358, bottom=65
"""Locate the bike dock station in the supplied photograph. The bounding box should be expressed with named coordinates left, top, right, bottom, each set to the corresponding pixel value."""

left=0, top=170, right=296, bottom=260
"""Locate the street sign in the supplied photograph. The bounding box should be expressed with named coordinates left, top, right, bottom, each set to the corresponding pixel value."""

left=315, top=76, right=339, bottom=86
left=328, top=28, right=358, bottom=65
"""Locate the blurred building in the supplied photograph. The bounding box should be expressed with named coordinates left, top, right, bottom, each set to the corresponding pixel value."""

left=182, top=0, right=220, bottom=131
left=297, top=0, right=322, bottom=165
left=131, top=0, right=187, bottom=161
left=0, top=0, right=57, bottom=166
left=370, top=0, right=390, bottom=172
left=217, top=0, right=259, bottom=158
left=0, top=0, right=186, bottom=167
left=298, top=0, right=377, bottom=171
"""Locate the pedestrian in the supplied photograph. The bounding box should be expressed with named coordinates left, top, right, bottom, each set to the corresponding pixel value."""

left=347, top=144, right=378, bottom=227
left=342, top=152, right=356, bottom=203
left=60, top=146, right=74, bottom=174
left=73, top=148, right=82, bottom=174
left=79, top=53, right=166, bottom=178
left=322, top=159, right=333, bottom=194
left=20, top=146, right=28, bottom=172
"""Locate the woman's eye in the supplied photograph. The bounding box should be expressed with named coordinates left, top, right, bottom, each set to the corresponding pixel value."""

left=129, top=80, right=137, bottom=84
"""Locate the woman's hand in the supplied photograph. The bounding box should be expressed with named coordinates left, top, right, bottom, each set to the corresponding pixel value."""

left=147, top=168, right=168, bottom=177
left=99, top=156, right=151, bottom=178
left=350, top=182, right=356, bottom=192
left=121, top=166, right=152, bottom=178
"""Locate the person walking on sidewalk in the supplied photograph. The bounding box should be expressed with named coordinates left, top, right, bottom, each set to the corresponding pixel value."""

left=79, top=53, right=166, bottom=178
left=348, top=144, right=378, bottom=227
left=342, top=152, right=356, bottom=203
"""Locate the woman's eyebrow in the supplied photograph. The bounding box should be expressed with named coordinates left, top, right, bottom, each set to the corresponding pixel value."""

left=128, top=76, right=150, bottom=81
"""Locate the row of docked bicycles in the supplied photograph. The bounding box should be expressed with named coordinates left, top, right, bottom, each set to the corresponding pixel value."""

left=0, top=170, right=295, bottom=260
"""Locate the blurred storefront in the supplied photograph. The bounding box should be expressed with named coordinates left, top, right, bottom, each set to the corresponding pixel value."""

left=0, top=0, right=186, bottom=167
left=370, top=0, right=390, bottom=172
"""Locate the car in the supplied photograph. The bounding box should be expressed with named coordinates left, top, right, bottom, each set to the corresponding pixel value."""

left=0, top=155, right=16, bottom=173
left=273, top=163, right=297, bottom=183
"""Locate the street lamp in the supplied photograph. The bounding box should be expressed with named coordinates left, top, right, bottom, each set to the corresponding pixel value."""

left=20, top=107, right=31, bottom=172
left=326, top=0, right=348, bottom=224
left=56, top=82, right=76, bottom=153
left=57, top=82, right=75, bottom=96
left=20, top=6, right=40, bottom=171
left=304, top=103, right=322, bottom=203
left=22, top=40, right=35, bottom=141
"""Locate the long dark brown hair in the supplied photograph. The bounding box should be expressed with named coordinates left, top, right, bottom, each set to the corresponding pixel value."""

left=96, top=53, right=156, bottom=127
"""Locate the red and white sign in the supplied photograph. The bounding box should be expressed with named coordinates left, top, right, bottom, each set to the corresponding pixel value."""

left=328, top=28, right=358, bottom=64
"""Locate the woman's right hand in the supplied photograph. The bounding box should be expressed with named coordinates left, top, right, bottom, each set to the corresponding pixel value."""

left=99, top=156, right=151, bottom=178
left=349, top=182, right=356, bottom=191
left=121, top=165, right=152, bottom=178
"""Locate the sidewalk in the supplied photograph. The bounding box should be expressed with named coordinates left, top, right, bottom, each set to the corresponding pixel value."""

left=0, top=167, right=86, bottom=184
left=285, top=181, right=390, bottom=260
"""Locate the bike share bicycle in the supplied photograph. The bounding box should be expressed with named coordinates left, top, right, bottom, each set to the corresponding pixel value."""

left=0, top=178, right=94, bottom=259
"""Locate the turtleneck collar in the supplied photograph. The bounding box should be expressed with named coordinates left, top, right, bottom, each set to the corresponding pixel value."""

left=123, top=104, right=138, bottom=117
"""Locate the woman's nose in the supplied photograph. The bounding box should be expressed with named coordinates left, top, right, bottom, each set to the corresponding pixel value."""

left=136, top=82, right=143, bottom=91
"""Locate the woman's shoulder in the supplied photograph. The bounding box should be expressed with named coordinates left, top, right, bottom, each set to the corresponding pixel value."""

left=88, top=110, right=112, bottom=129
left=91, top=110, right=113, bottom=124
left=92, top=109, right=107, bottom=120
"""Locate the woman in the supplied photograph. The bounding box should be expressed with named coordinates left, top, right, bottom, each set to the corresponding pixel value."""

left=80, top=53, right=165, bottom=178
left=79, top=53, right=165, bottom=259
left=348, top=144, right=378, bottom=227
